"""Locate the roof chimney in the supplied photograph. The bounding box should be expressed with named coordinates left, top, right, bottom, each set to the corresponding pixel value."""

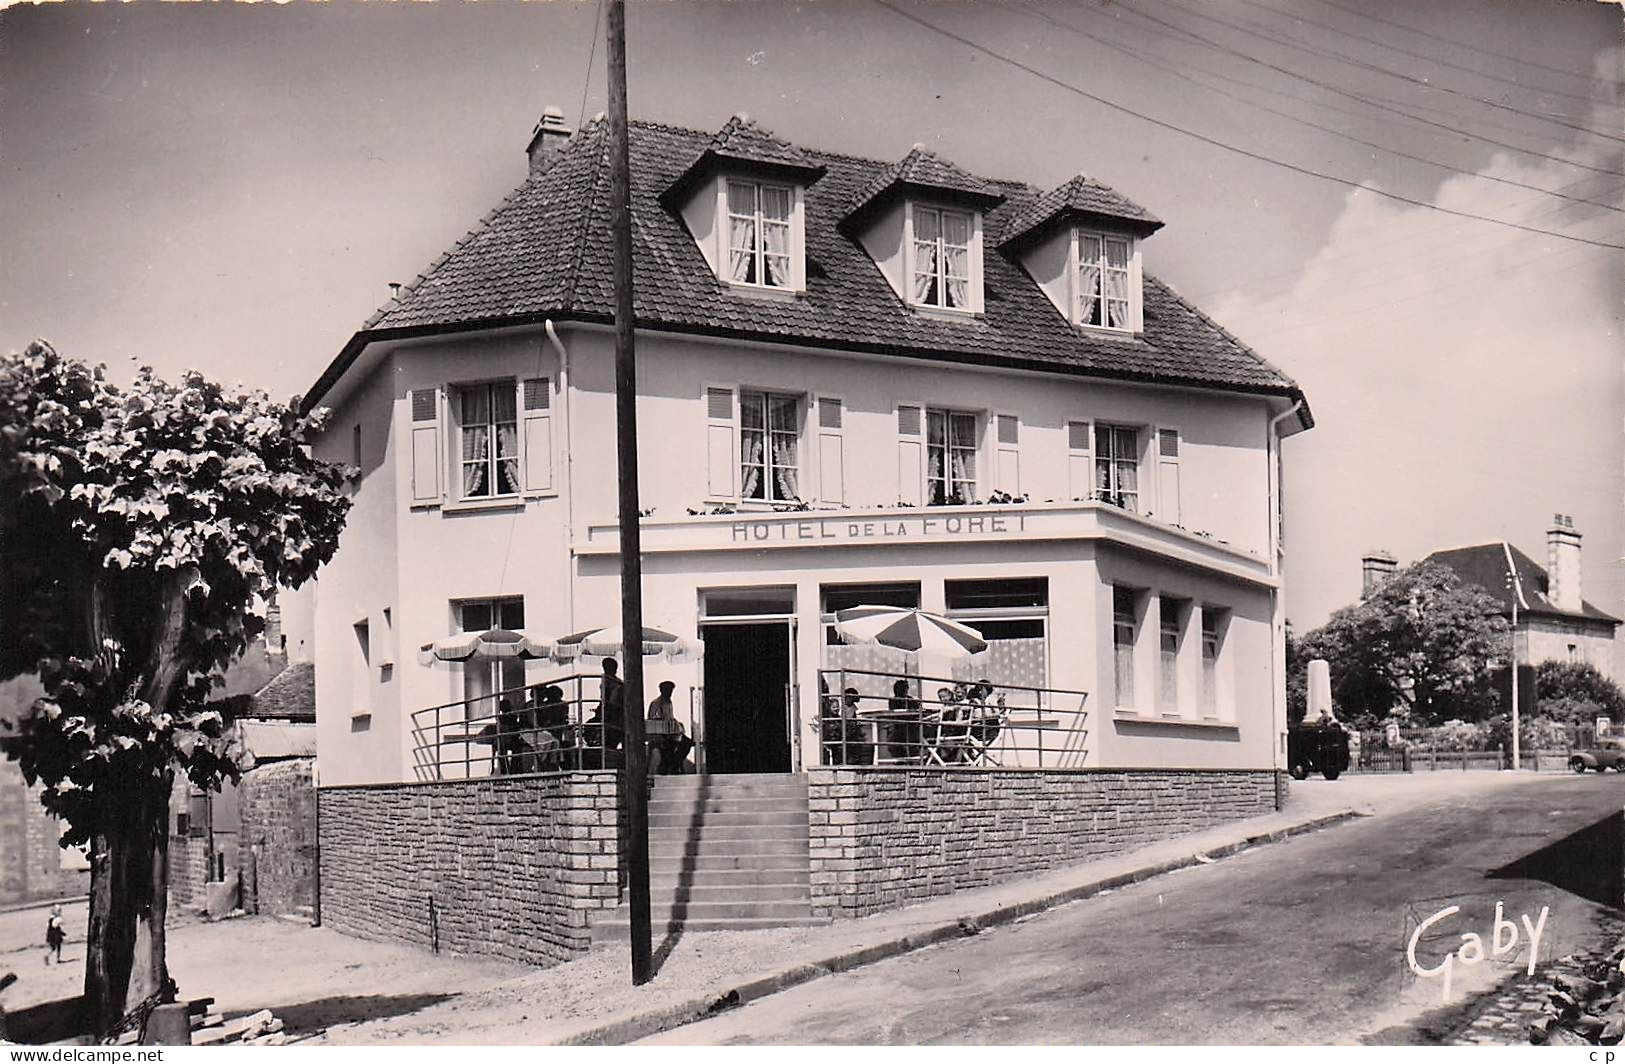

left=1361, top=549, right=1397, bottom=596
left=1547, top=513, right=1583, bottom=613
left=526, top=106, right=572, bottom=179
left=265, top=596, right=286, bottom=658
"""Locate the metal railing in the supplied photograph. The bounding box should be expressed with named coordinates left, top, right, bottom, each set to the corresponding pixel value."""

left=408, top=671, right=698, bottom=782
left=815, top=668, right=1089, bottom=769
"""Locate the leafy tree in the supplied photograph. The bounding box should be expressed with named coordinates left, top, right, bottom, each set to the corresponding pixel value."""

left=1533, top=659, right=1625, bottom=724
left=0, top=341, right=349, bottom=1035
left=1295, top=562, right=1509, bottom=725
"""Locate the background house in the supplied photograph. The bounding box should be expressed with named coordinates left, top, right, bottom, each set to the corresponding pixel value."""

left=1362, top=513, right=1620, bottom=680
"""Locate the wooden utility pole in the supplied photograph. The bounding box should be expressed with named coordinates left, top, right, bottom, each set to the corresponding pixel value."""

left=606, top=0, right=654, bottom=985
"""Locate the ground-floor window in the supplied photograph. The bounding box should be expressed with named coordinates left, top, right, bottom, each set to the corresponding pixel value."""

left=1201, top=607, right=1225, bottom=717
left=1158, top=597, right=1184, bottom=713
left=457, top=597, right=525, bottom=720
left=1113, top=586, right=1138, bottom=708
left=944, top=578, right=1048, bottom=705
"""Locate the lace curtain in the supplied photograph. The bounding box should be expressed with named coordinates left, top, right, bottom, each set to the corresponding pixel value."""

left=773, top=434, right=798, bottom=499
left=463, top=425, right=488, bottom=496
left=741, top=432, right=764, bottom=499
left=943, top=212, right=970, bottom=309
left=762, top=186, right=791, bottom=287
left=1078, top=234, right=1103, bottom=325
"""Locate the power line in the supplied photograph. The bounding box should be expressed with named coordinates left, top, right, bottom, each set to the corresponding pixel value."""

left=1235, top=0, right=1616, bottom=109
left=1311, top=0, right=1621, bottom=90
left=1087, top=3, right=1625, bottom=172
left=1009, top=2, right=1623, bottom=215
left=1150, top=0, right=1625, bottom=144
left=1103, top=1, right=1625, bottom=178
left=868, top=0, right=1625, bottom=249
left=577, top=0, right=605, bottom=131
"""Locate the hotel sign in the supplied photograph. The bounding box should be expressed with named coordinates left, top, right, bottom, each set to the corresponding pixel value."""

left=729, top=512, right=1029, bottom=544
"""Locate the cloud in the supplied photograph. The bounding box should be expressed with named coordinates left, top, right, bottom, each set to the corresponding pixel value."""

left=1212, top=66, right=1625, bottom=673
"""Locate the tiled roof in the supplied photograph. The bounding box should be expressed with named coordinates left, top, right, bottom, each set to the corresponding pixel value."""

left=1424, top=544, right=1621, bottom=626
left=661, top=114, right=826, bottom=208
left=306, top=119, right=1309, bottom=419
left=249, top=661, right=316, bottom=722
left=841, top=144, right=1004, bottom=227
left=1000, top=173, right=1163, bottom=249
left=702, top=113, right=823, bottom=174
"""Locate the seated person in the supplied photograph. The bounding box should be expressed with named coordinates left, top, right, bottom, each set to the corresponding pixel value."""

left=885, top=679, right=923, bottom=762
left=820, top=688, right=875, bottom=766
left=646, top=680, right=694, bottom=774
left=481, top=698, right=534, bottom=776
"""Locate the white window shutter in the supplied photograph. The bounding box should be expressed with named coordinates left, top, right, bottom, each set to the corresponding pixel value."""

left=896, top=404, right=924, bottom=506
left=706, top=386, right=737, bottom=499
left=1066, top=419, right=1091, bottom=501
left=1157, top=427, right=1181, bottom=524
left=995, top=413, right=1020, bottom=495
left=409, top=387, right=441, bottom=502
left=817, top=396, right=845, bottom=505
left=522, top=377, right=552, bottom=492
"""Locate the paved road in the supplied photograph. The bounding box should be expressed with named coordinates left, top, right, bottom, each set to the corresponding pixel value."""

left=648, top=774, right=1625, bottom=1045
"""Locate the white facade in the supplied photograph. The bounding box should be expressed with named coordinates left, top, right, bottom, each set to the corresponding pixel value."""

left=306, top=323, right=1298, bottom=786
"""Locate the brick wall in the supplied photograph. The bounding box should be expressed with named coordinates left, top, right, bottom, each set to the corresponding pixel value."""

left=806, top=767, right=1282, bottom=919
left=0, top=763, right=88, bottom=906
left=317, top=771, right=624, bottom=966
left=238, top=759, right=316, bottom=918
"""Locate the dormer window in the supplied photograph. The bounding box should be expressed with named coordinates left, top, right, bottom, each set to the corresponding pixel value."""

left=911, top=206, right=972, bottom=309
left=727, top=180, right=794, bottom=288
left=1079, top=232, right=1133, bottom=331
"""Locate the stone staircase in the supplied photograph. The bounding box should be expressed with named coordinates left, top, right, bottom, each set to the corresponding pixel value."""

left=590, top=773, right=828, bottom=940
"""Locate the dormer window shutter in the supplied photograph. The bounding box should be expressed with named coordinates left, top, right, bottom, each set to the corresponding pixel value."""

left=409, top=387, right=441, bottom=503
left=521, top=377, right=553, bottom=493
left=817, top=396, right=845, bottom=505
left=1156, top=427, right=1181, bottom=524
left=995, top=414, right=1021, bottom=495
left=706, top=385, right=738, bottom=499
left=1066, top=419, right=1091, bottom=501
left=896, top=404, right=924, bottom=506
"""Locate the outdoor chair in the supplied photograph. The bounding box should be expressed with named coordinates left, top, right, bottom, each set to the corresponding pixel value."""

left=964, top=693, right=1010, bottom=767
left=923, top=688, right=975, bottom=766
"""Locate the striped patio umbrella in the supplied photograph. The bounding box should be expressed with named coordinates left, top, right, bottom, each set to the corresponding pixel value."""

left=417, top=628, right=550, bottom=666
left=833, top=606, right=988, bottom=658
left=548, top=625, right=686, bottom=662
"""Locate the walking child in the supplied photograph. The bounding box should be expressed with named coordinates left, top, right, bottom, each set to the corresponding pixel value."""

left=44, top=904, right=64, bottom=966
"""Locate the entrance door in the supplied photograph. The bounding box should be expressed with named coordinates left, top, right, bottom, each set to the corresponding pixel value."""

left=701, top=622, right=792, bottom=774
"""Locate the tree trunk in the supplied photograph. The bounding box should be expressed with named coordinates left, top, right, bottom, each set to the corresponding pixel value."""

left=85, top=775, right=172, bottom=1037
left=83, top=571, right=189, bottom=1038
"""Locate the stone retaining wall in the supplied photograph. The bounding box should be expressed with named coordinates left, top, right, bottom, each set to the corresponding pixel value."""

left=239, top=758, right=316, bottom=918
left=317, top=772, right=623, bottom=966
left=805, top=768, right=1283, bottom=919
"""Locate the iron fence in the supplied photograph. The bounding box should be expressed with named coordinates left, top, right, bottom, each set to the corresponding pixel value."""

left=407, top=671, right=699, bottom=782
left=815, top=668, right=1090, bottom=769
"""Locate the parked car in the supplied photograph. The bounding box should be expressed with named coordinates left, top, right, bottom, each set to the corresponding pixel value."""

left=1570, top=737, right=1625, bottom=773
left=1287, top=720, right=1350, bottom=781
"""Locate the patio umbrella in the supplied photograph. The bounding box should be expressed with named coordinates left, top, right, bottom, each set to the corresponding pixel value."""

left=833, top=606, right=988, bottom=657
left=549, top=625, right=686, bottom=661
left=417, top=628, right=551, bottom=666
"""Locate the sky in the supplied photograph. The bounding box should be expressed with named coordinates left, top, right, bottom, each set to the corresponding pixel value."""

left=2, top=0, right=1621, bottom=669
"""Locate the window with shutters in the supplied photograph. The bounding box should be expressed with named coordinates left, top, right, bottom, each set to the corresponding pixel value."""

left=1156, top=427, right=1181, bottom=524
left=453, top=382, right=520, bottom=499
left=1094, top=424, right=1140, bottom=512
left=994, top=414, right=1020, bottom=495
left=1067, top=420, right=1092, bottom=501
left=1077, top=230, right=1137, bottom=331
left=926, top=408, right=977, bottom=505
left=817, top=396, right=845, bottom=505
left=726, top=180, right=795, bottom=289
left=740, top=391, right=801, bottom=502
